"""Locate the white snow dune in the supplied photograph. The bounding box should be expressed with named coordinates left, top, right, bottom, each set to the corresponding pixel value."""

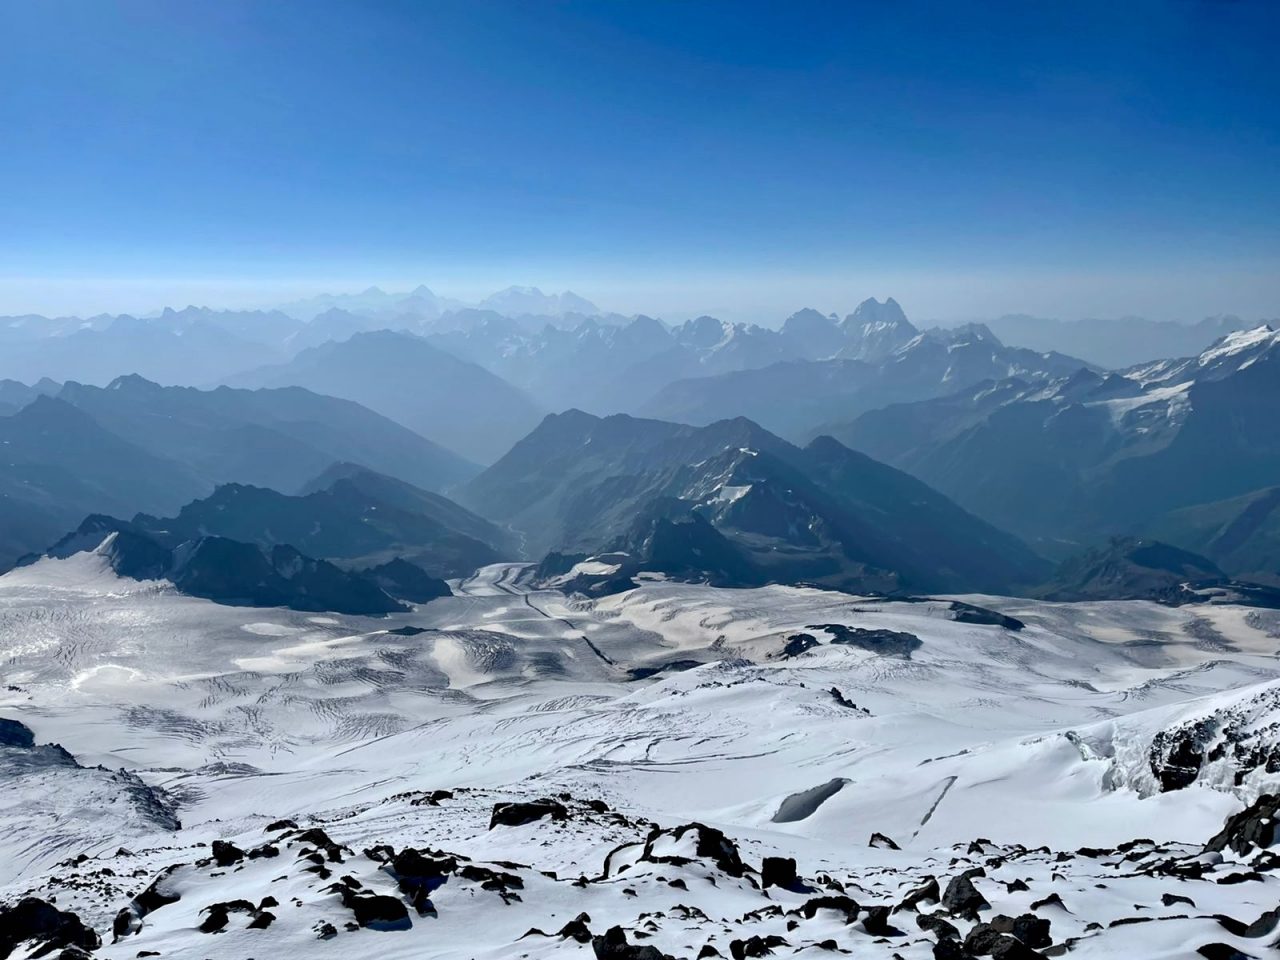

left=0, top=557, right=1277, bottom=958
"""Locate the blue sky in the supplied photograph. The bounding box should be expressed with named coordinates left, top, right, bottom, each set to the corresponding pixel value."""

left=2, top=0, right=1277, bottom=322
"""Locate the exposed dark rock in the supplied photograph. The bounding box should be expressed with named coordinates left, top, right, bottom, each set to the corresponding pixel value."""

left=795, top=895, right=859, bottom=925
left=0, top=718, right=35, bottom=748
left=627, top=659, right=702, bottom=681
left=382, top=847, right=455, bottom=914
left=917, top=912, right=961, bottom=941
left=558, top=912, right=592, bottom=943
left=608, top=823, right=749, bottom=879
left=942, top=869, right=990, bottom=918
left=1162, top=893, right=1196, bottom=908
left=1215, top=905, right=1280, bottom=938
left=210, top=839, right=244, bottom=867
left=409, top=789, right=455, bottom=807
left=899, top=875, right=941, bottom=910
left=965, top=922, right=1047, bottom=957
left=988, top=913, right=1051, bottom=948
left=489, top=799, right=569, bottom=829
left=869, top=831, right=900, bottom=850
left=778, top=633, right=819, bottom=658
left=294, top=827, right=349, bottom=862
left=0, top=898, right=101, bottom=958
left=592, top=924, right=674, bottom=960
left=1029, top=893, right=1065, bottom=911
left=829, top=686, right=865, bottom=710
left=814, top=623, right=923, bottom=657
left=359, top=557, right=452, bottom=603
left=862, top=904, right=903, bottom=936
left=729, top=935, right=787, bottom=959
left=946, top=601, right=1024, bottom=630
left=1196, top=946, right=1254, bottom=960
left=1205, top=794, right=1279, bottom=855
left=338, top=889, right=411, bottom=931
left=265, top=818, right=297, bottom=832
left=458, top=863, right=524, bottom=895
left=1150, top=724, right=1212, bottom=791
left=760, top=856, right=800, bottom=890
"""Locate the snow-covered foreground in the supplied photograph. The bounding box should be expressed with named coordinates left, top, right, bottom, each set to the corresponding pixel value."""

left=0, top=555, right=1277, bottom=958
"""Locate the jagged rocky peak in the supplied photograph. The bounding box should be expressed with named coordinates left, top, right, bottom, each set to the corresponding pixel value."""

left=1195, top=322, right=1280, bottom=373
left=678, top=314, right=730, bottom=348
left=843, top=296, right=912, bottom=330
left=840, top=297, right=919, bottom=360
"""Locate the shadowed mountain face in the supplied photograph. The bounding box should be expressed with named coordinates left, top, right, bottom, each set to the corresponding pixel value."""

left=56, top=375, right=477, bottom=494
left=1037, top=536, right=1280, bottom=607
left=1144, top=485, right=1280, bottom=586
left=44, top=517, right=409, bottom=615
left=1039, top=537, right=1224, bottom=603
left=224, top=330, right=544, bottom=464
left=132, top=467, right=512, bottom=579
left=0, top=396, right=209, bottom=568
left=831, top=326, right=1280, bottom=558
left=460, top=410, right=1049, bottom=594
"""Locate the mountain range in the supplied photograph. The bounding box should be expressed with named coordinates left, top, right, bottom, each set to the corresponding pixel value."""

left=834, top=325, right=1280, bottom=569
left=459, top=410, right=1050, bottom=595
left=0, top=378, right=478, bottom=568
left=44, top=516, right=411, bottom=615
left=134, top=465, right=512, bottom=578
left=641, top=316, right=1091, bottom=440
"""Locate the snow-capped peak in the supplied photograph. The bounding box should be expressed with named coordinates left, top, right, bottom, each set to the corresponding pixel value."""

left=1197, top=323, right=1278, bottom=368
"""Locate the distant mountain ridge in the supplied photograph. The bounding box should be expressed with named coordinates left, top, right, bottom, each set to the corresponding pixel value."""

left=460, top=410, right=1050, bottom=594
left=133, top=466, right=511, bottom=578
left=833, top=325, right=1280, bottom=558
left=224, top=330, right=544, bottom=463
left=1037, top=536, right=1280, bottom=607
left=43, top=517, right=410, bottom=615
left=0, top=396, right=208, bottom=569
left=57, top=374, right=476, bottom=493
left=0, top=377, right=479, bottom=569
left=641, top=312, right=1092, bottom=439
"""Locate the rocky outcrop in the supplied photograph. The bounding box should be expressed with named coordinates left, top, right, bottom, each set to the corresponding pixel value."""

left=0, top=898, right=100, bottom=958
left=1205, top=794, right=1279, bottom=856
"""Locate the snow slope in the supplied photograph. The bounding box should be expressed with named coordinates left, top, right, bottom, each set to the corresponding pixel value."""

left=0, top=558, right=1277, bottom=958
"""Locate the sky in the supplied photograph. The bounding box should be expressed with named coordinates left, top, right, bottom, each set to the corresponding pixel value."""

left=1, top=0, right=1278, bottom=324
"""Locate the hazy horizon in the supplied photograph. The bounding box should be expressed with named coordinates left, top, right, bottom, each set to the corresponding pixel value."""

left=0, top=267, right=1275, bottom=329
left=3, top=1, right=1276, bottom=325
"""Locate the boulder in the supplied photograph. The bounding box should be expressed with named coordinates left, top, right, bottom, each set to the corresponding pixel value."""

left=0, top=898, right=100, bottom=958
left=210, top=839, right=245, bottom=867
left=942, top=869, right=990, bottom=918
left=0, top=718, right=35, bottom=748
left=869, top=831, right=901, bottom=850
left=592, top=925, right=674, bottom=960
left=489, top=800, right=569, bottom=829
left=1205, top=794, right=1279, bottom=856
left=760, top=856, right=799, bottom=890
